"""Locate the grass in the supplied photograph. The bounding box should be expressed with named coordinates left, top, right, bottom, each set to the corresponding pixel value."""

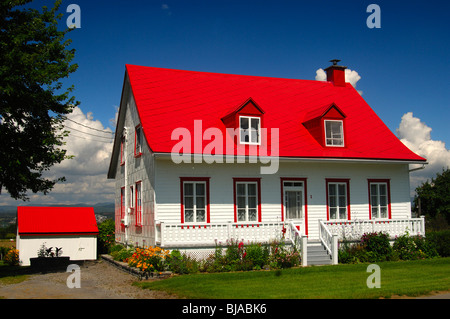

left=134, top=257, right=450, bottom=299
left=0, top=261, right=29, bottom=286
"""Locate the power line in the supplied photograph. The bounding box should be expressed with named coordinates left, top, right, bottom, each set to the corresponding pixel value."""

left=64, top=117, right=114, bottom=135
left=66, top=133, right=114, bottom=144
left=64, top=125, right=114, bottom=141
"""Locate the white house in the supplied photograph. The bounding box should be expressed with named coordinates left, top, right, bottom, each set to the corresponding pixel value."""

left=16, top=206, right=98, bottom=266
left=107, top=61, right=426, bottom=265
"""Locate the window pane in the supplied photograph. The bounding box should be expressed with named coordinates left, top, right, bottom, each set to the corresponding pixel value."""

left=338, top=184, right=346, bottom=196
left=240, top=117, right=249, bottom=129
left=240, top=117, right=249, bottom=143
left=329, top=195, right=336, bottom=208
left=330, top=207, right=337, bottom=219
left=196, top=183, right=205, bottom=196
left=247, top=183, right=256, bottom=196
left=184, top=183, right=193, bottom=196
left=372, top=207, right=379, bottom=219
left=237, top=184, right=246, bottom=196
left=196, top=210, right=206, bottom=222
left=237, top=209, right=246, bottom=221
left=379, top=184, right=387, bottom=196
left=185, top=210, right=194, bottom=222
left=248, top=196, right=257, bottom=209
left=380, top=207, right=387, bottom=218
left=329, top=184, right=336, bottom=196
left=380, top=195, right=387, bottom=207
left=371, top=184, right=378, bottom=196
left=339, top=208, right=347, bottom=219
left=250, top=118, right=260, bottom=143
left=196, top=196, right=205, bottom=209
left=184, top=196, right=194, bottom=209
left=237, top=196, right=246, bottom=208
left=248, top=209, right=257, bottom=221
left=371, top=195, right=378, bottom=207
left=339, top=195, right=346, bottom=208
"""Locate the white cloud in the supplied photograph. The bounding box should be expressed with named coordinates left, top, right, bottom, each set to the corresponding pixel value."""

left=397, top=112, right=450, bottom=193
left=315, top=68, right=363, bottom=95
left=0, top=107, right=116, bottom=206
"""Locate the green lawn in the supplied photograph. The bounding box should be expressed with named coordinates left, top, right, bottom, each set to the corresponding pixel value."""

left=134, top=257, right=450, bottom=299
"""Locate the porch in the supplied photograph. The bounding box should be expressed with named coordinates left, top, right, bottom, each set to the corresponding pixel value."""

left=155, top=217, right=426, bottom=266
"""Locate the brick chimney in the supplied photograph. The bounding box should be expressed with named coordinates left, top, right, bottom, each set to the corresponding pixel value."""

left=324, top=59, right=347, bottom=87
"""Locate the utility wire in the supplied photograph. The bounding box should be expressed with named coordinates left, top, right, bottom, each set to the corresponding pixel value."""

left=64, top=125, right=114, bottom=140
left=66, top=133, right=114, bottom=143
left=64, top=117, right=114, bottom=135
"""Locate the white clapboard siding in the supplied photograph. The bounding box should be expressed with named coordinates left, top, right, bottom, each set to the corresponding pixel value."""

left=154, top=159, right=412, bottom=241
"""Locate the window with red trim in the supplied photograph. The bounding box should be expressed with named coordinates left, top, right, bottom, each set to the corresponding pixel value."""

left=233, top=178, right=261, bottom=223
left=134, top=125, right=143, bottom=157
left=135, top=181, right=142, bottom=226
left=120, top=136, right=125, bottom=165
left=368, top=179, right=391, bottom=219
left=120, top=187, right=125, bottom=221
left=180, top=177, right=210, bottom=223
left=326, top=179, right=350, bottom=220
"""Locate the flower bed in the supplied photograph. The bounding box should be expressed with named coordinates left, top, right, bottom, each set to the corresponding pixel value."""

left=109, top=239, right=301, bottom=276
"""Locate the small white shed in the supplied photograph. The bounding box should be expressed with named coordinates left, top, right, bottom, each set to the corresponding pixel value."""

left=16, top=206, right=99, bottom=266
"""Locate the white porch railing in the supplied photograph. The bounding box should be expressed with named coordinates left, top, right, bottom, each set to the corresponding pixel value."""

left=322, top=217, right=426, bottom=241
left=285, top=220, right=308, bottom=266
left=319, top=220, right=338, bottom=264
left=156, top=221, right=286, bottom=248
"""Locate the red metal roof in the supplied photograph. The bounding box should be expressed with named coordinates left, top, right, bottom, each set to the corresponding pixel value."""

left=124, top=64, right=426, bottom=162
left=17, top=207, right=99, bottom=236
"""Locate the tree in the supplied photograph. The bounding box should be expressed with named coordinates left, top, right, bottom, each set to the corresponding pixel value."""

left=0, top=0, right=78, bottom=200
left=413, top=168, right=450, bottom=227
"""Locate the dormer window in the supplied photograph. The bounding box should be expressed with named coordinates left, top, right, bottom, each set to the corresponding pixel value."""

left=303, top=103, right=346, bottom=148
left=240, top=116, right=261, bottom=145
left=221, top=98, right=265, bottom=146
left=325, top=120, right=344, bottom=147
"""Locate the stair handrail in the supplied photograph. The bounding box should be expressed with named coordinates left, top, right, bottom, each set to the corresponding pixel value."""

left=319, top=220, right=338, bottom=264
left=286, top=220, right=308, bottom=266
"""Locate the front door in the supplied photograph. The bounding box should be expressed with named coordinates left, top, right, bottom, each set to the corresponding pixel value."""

left=283, top=181, right=304, bottom=227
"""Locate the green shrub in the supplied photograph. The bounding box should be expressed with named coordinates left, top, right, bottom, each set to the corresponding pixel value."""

left=360, top=232, right=393, bottom=261
left=426, top=230, right=450, bottom=257
left=110, top=246, right=134, bottom=262
left=392, top=233, right=439, bottom=260
left=166, top=250, right=199, bottom=274
left=245, top=243, right=269, bottom=269
left=97, top=219, right=115, bottom=254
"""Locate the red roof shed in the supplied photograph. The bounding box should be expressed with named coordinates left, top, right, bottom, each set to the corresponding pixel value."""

left=17, top=206, right=99, bottom=236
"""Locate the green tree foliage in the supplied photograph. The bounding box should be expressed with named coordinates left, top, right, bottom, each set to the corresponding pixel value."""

left=0, top=0, right=78, bottom=200
left=413, top=168, right=450, bottom=227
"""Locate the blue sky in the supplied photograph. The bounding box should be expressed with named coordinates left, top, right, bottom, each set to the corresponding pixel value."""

left=2, top=0, right=449, bottom=205
left=60, top=0, right=449, bottom=143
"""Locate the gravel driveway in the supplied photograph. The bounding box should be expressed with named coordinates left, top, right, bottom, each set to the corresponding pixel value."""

left=0, top=259, right=177, bottom=299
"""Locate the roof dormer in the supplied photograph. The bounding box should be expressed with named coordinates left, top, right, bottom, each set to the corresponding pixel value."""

left=303, top=103, right=346, bottom=147
left=221, top=98, right=265, bottom=145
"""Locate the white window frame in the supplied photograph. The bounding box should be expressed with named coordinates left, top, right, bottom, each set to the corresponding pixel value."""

left=324, top=120, right=344, bottom=147
left=235, top=182, right=259, bottom=222
left=239, top=116, right=261, bottom=145
left=369, top=182, right=389, bottom=219
left=183, top=181, right=207, bottom=223
left=328, top=182, right=348, bottom=220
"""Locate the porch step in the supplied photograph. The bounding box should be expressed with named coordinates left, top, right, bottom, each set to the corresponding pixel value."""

left=306, top=242, right=332, bottom=265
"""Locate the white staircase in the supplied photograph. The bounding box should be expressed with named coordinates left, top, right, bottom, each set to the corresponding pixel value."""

left=306, top=241, right=333, bottom=265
